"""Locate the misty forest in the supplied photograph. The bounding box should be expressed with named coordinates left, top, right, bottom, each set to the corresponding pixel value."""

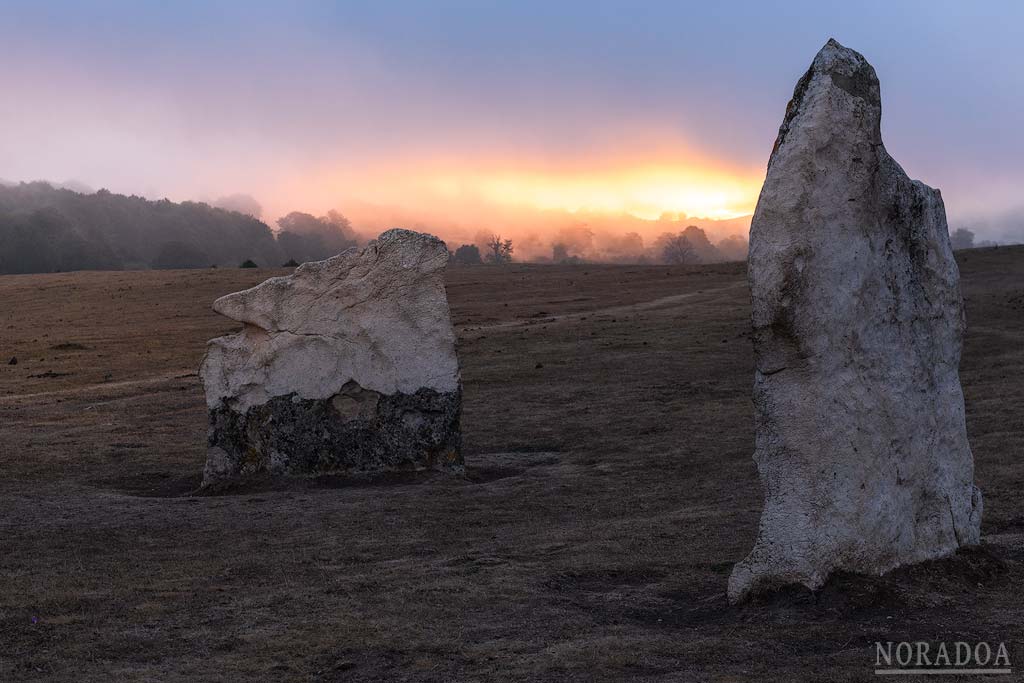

left=0, top=181, right=759, bottom=274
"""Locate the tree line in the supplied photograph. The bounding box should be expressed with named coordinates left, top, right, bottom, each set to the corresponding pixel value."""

left=0, top=182, right=756, bottom=275
left=450, top=226, right=748, bottom=267
left=0, top=182, right=358, bottom=274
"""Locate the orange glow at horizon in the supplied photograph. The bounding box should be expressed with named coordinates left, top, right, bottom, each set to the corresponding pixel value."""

left=274, top=149, right=764, bottom=228
left=425, top=164, right=761, bottom=221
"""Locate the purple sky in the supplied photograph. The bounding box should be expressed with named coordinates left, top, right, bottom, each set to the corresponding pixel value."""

left=2, top=1, right=1022, bottom=241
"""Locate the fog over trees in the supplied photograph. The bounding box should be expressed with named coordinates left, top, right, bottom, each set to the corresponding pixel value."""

left=450, top=244, right=482, bottom=266
left=212, top=193, right=263, bottom=218
left=484, top=235, right=514, bottom=264
left=533, top=224, right=745, bottom=266
left=950, top=227, right=1002, bottom=250
left=657, top=233, right=698, bottom=265
left=276, top=210, right=359, bottom=265
left=951, top=228, right=975, bottom=250
left=0, top=182, right=284, bottom=274
left=0, top=182, right=762, bottom=274
left=0, top=183, right=361, bottom=274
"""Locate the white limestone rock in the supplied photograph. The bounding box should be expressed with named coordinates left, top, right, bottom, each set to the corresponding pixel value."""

left=200, top=229, right=462, bottom=486
left=728, top=39, right=982, bottom=602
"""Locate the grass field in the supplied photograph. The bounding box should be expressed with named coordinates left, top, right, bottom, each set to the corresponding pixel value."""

left=1, top=248, right=1022, bottom=681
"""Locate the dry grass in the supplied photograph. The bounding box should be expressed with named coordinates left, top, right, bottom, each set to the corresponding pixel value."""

left=1, top=250, right=1022, bottom=681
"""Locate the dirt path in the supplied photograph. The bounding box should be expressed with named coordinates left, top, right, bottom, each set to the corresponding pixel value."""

left=464, top=280, right=748, bottom=331
left=0, top=370, right=197, bottom=403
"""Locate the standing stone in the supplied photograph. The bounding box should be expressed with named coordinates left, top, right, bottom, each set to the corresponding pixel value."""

left=200, top=229, right=462, bottom=486
left=729, top=39, right=982, bottom=602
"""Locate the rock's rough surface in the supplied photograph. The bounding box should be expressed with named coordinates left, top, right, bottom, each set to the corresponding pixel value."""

left=729, top=39, right=982, bottom=602
left=200, top=229, right=462, bottom=486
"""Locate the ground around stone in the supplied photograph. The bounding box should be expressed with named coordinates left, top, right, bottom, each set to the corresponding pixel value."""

left=1, top=249, right=1022, bottom=681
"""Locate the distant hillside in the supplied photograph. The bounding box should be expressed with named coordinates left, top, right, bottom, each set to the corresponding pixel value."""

left=0, top=182, right=293, bottom=274
left=0, top=183, right=363, bottom=274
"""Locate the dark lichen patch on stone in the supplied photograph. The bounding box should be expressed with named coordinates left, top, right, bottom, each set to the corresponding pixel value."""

left=829, top=64, right=880, bottom=105
left=204, top=384, right=462, bottom=486
left=769, top=66, right=814, bottom=168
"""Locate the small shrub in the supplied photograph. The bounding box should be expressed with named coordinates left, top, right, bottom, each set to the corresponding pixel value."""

left=451, top=244, right=483, bottom=266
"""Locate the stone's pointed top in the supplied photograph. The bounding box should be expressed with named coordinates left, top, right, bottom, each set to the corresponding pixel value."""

left=818, top=37, right=861, bottom=61
left=821, top=37, right=856, bottom=57
left=809, top=38, right=878, bottom=97
left=767, top=39, right=881, bottom=169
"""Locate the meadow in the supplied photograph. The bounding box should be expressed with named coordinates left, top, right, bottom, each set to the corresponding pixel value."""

left=1, top=249, right=1022, bottom=681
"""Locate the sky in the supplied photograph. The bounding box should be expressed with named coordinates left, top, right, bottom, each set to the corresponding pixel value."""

left=1, top=0, right=1023, bottom=245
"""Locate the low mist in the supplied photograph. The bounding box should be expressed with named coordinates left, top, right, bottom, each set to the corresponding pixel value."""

left=0, top=182, right=753, bottom=274
left=3, top=180, right=1016, bottom=276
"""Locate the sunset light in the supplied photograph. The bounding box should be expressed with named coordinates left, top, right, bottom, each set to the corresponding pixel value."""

left=425, top=163, right=762, bottom=221
left=274, top=152, right=766, bottom=248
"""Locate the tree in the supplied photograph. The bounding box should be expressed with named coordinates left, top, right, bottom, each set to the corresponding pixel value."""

left=282, top=258, right=299, bottom=267
left=451, top=244, right=483, bottom=266
left=276, top=210, right=357, bottom=262
left=679, top=225, right=722, bottom=262
left=552, top=243, right=585, bottom=264
left=276, top=211, right=321, bottom=235
left=277, top=229, right=328, bottom=265
left=485, top=234, right=514, bottom=264
left=951, top=227, right=975, bottom=250
left=598, top=231, right=644, bottom=263
left=322, top=209, right=354, bottom=236
left=658, top=233, right=698, bottom=265
left=240, top=259, right=258, bottom=268
left=716, top=234, right=749, bottom=262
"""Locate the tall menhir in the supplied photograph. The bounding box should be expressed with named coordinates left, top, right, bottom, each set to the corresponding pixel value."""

left=729, top=39, right=982, bottom=602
